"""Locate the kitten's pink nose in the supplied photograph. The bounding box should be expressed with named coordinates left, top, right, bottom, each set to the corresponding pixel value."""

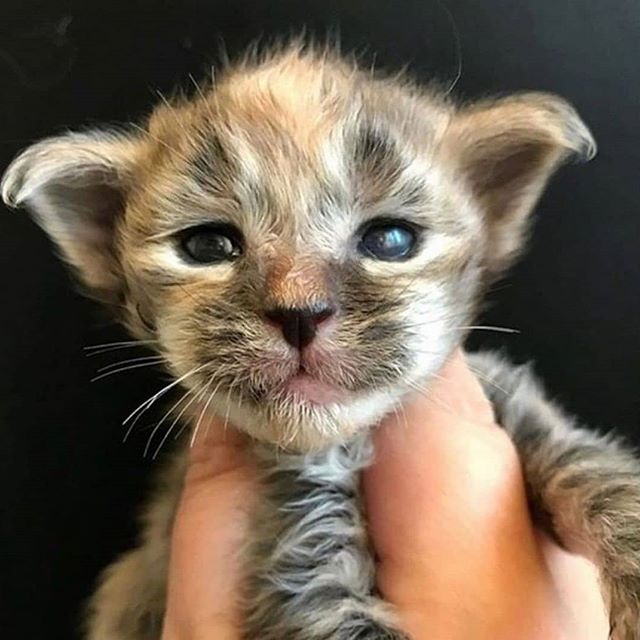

left=264, top=304, right=335, bottom=349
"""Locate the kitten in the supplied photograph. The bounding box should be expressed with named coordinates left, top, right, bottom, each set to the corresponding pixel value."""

left=3, top=44, right=639, bottom=640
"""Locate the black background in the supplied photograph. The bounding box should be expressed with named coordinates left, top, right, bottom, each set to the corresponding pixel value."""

left=0, top=1, right=638, bottom=638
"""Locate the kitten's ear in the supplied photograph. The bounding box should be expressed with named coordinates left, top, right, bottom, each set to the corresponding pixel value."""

left=1, top=130, right=143, bottom=302
left=446, top=93, right=596, bottom=272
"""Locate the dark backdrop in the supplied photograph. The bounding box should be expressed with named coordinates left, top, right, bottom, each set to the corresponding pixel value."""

left=0, top=1, right=638, bottom=638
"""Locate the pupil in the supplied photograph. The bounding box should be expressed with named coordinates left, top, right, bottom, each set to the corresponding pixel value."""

left=199, top=235, right=229, bottom=255
left=362, top=224, right=414, bottom=260
left=378, top=228, right=403, bottom=251
left=183, top=227, right=241, bottom=263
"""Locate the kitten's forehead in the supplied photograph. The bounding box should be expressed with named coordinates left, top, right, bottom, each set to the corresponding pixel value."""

left=131, top=52, right=452, bottom=239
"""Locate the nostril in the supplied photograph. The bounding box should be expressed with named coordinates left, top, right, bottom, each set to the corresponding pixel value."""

left=312, top=305, right=335, bottom=326
left=264, top=308, right=289, bottom=328
left=263, top=304, right=336, bottom=349
left=264, top=304, right=335, bottom=327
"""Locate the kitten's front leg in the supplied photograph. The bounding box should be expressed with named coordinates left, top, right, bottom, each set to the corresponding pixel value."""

left=470, top=351, right=640, bottom=640
left=244, top=434, right=407, bottom=640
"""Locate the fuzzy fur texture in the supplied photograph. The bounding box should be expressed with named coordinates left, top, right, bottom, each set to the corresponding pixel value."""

left=3, top=43, right=637, bottom=639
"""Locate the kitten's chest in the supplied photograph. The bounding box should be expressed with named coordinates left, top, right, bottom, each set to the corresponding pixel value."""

left=242, top=431, right=395, bottom=638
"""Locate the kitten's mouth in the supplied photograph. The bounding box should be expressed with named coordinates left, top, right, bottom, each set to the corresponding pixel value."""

left=244, top=345, right=357, bottom=406
left=279, top=368, right=349, bottom=406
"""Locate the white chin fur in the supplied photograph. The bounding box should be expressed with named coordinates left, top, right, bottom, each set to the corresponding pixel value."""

left=204, top=386, right=402, bottom=452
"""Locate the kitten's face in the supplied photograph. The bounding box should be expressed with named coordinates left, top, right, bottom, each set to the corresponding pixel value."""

left=2, top=48, right=594, bottom=451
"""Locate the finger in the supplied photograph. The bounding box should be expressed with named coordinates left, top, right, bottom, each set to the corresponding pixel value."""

left=162, top=417, right=256, bottom=640
left=538, top=532, right=609, bottom=640
left=362, top=351, right=567, bottom=637
left=416, top=349, right=497, bottom=428
left=364, top=350, right=512, bottom=567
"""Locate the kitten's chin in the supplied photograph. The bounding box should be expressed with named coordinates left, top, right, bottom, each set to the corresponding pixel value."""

left=214, top=387, right=401, bottom=452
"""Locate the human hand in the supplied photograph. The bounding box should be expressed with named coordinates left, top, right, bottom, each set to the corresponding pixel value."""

left=363, top=349, right=608, bottom=639
left=160, top=425, right=254, bottom=640
left=161, top=350, right=608, bottom=639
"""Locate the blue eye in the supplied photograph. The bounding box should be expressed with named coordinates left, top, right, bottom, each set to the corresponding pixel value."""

left=180, top=224, right=243, bottom=264
left=359, top=223, right=417, bottom=261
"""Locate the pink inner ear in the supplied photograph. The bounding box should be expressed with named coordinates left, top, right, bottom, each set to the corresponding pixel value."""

left=473, top=142, right=549, bottom=196
left=75, top=182, right=124, bottom=244
left=22, top=170, right=127, bottom=300
left=32, top=177, right=124, bottom=246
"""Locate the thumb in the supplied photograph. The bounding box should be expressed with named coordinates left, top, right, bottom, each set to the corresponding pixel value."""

left=362, top=350, right=560, bottom=638
left=162, top=420, right=256, bottom=640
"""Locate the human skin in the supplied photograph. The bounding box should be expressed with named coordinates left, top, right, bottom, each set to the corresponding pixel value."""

left=161, top=350, right=609, bottom=640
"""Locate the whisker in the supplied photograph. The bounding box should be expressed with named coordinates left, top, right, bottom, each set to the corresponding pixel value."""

left=122, top=363, right=208, bottom=442
left=144, top=387, right=193, bottom=458
left=123, top=364, right=205, bottom=426
left=86, top=346, right=155, bottom=358
left=455, top=325, right=520, bottom=334
left=172, top=367, right=235, bottom=443
left=190, top=377, right=216, bottom=448
left=399, top=318, right=517, bottom=334
left=91, top=360, right=163, bottom=382
left=201, top=378, right=228, bottom=442
left=391, top=403, right=410, bottom=433
left=221, top=380, right=239, bottom=441
left=84, top=339, right=158, bottom=357
left=84, top=339, right=158, bottom=351
left=359, top=313, right=453, bottom=331
left=362, top=260, right=437, bottom=318
left=96, top=355, right=163, bottom=374
left=157, top=386, right=209, bottom=457
left=404, top=378, right=457, bottom=417
left=466, top=364, right=508, bottom=394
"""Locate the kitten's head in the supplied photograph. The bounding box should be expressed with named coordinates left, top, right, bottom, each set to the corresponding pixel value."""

left=2, top=46, right=595, bottom=451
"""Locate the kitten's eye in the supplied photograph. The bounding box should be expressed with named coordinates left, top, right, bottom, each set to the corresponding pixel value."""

left=180, top=225, right=243, bottom=264
left=359, top=222, right=417, bottom=261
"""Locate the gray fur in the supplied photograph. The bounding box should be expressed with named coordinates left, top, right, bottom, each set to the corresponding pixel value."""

left=244, top=435, right=405, bottom=639
left=470, top=352, right=640, bottom=640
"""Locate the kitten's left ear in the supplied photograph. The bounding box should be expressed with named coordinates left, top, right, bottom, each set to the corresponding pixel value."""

left=1, top=130, right=143, bottom=302
left=445, top=92, right=596, bottom=273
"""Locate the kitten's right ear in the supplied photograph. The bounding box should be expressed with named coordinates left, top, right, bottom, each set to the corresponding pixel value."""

left=444, top=93, right=595, bottom=275
left=1, top=130, right=143, bottom=302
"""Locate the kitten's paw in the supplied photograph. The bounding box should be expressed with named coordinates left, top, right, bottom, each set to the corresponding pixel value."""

left=85, top=548, right=165, bottom=640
